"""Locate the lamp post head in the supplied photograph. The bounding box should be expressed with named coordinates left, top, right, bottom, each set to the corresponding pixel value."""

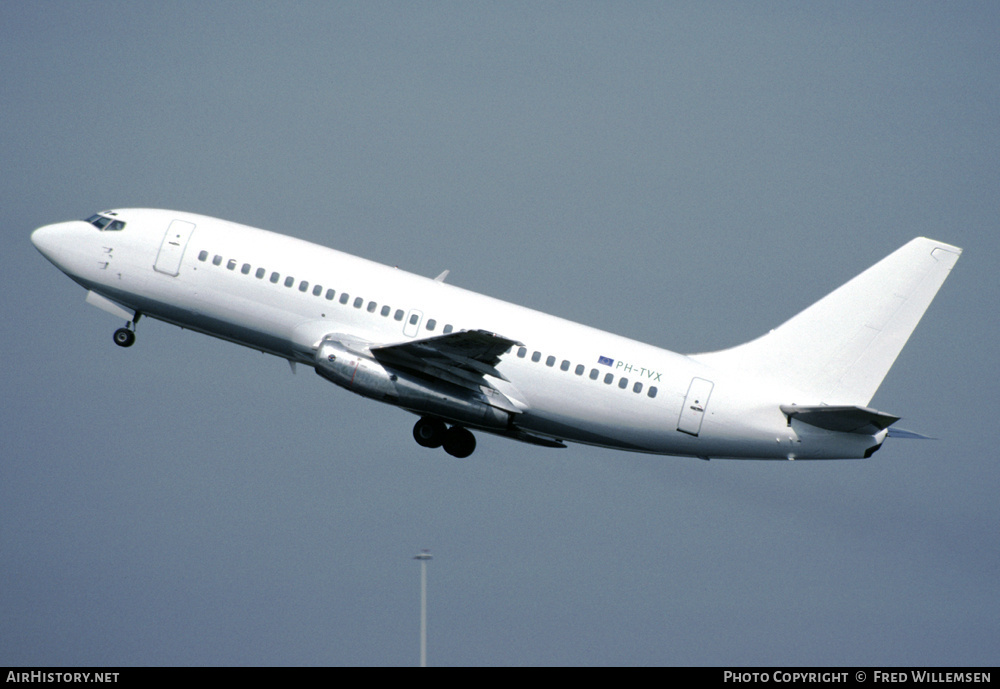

left=413, top=549, right=432, bottom=561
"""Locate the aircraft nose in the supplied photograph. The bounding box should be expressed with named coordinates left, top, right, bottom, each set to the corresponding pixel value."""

left=31, top=221, right=83, bottom=267
left=31, top=224, right=62, bottom=260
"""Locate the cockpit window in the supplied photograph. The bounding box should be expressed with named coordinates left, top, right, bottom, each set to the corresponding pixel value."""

left=86, top=214, right=110, bottom=229
left=85, top=214, right=125, bottom=231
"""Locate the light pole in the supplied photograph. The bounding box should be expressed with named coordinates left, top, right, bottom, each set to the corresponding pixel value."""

left=413, top=549, right=432, bottom=667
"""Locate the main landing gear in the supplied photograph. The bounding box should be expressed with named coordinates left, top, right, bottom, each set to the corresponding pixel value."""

left=413, top=417, right=477, bottom=458
left=112, top=313, right=141, bottom=348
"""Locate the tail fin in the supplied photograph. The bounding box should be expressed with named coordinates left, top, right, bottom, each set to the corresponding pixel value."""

left=693, top=238, right=962, bottom=405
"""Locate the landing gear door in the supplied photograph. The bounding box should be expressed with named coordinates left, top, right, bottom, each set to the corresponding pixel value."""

left=677, top=377, right=714, bottom=436
left=154, top=220, right=196, bottom=276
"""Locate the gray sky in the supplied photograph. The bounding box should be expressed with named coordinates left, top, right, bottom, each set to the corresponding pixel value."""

left=3, top=1, right=997, bottom=666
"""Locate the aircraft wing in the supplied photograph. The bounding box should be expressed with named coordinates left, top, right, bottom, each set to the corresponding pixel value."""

left=373, top=330, right=562, bottom=444
left=371, top=329, right=521, bottom=389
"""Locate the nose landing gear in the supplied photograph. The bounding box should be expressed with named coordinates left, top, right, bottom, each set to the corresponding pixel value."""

left=113, top=327, right=135, bottom=347
left=112, top=313, right=141, bottom=348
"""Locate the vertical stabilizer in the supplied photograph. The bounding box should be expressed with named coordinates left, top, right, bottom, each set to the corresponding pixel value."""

left=692, top=238, right=961, bottom=404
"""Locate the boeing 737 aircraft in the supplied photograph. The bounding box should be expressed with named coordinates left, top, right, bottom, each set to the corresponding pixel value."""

left=31, top=209, right=961, bottom=460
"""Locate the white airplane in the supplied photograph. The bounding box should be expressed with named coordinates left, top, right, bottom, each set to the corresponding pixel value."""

left=31, top=209, right=961, bottom=460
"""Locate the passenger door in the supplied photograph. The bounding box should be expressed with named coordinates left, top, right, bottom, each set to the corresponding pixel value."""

left=153, top=219, right=196, bottom=276
left=677, top=377, right=714, bottom=436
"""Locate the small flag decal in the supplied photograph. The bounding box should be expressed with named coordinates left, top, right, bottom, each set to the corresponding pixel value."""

left=597, top=355, right=614, bottom=366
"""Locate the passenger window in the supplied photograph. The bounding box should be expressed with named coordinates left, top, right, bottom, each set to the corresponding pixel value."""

left=604, top=373, right=614, bottom=384
left=299, top=281, right=309, bottom=292
left=340, top=293, right=350, bottom=304
left=409, top=313, right=419, bottom=325
left=354, top=297, right=364, bottom=308
left=241, top=263, right=251, bottom=275
left=367, top=301, right=377, bottom=313
left=198, top=251, right=208, bottom=262
left=213, top=255, right=223, bottom=266
left=560, top=360, right=570, bottom=371
left=256, top=268, right=266, bottom=279
left=589, top=369, right=599, bottom=380
left=545, top=356, right=555, bottom=367
left=443, top=324, right=453, bottom=333
left=531, top=351, right=541, bottom=363
left=575, top=364, right=585, bottom=375
left=227, top=259, right=237, bottom=270
left=326, top=289, right=335, bottom=300
left=618, top=377, right=628, bottom=389
left=633, top=382, right=643, bottom=394
left=284, top=276, right=295, bottom=288
left=426, top=319, right=436, bottom=331
left=270, top=272, right=280, bottom=283
left=394, top=309, right=404, bottom=321
left=517, top=347, right=527, bottom=358
left=380, top=305, right=390, bottom=317
left=313, top=284, right=323, bottom=296
left=647, top=386, right=658, bottom=398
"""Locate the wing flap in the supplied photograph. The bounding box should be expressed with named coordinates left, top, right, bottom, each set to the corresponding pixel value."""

left=506, top=429, right=567, bottom=448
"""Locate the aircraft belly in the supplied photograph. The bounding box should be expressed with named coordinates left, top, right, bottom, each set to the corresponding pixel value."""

left=81, top=279, right=300, bottom=359
left=516, top=411, right=653, bottom=452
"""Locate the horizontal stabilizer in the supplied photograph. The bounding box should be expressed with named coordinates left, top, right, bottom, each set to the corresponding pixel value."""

left=886, top=427, right=933, bottom=440
left=780, top=404, right=899, bottom=435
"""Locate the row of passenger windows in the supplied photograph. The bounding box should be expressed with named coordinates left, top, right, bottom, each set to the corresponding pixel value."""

left=197, top=249, right=658, bottom=400
left=515, top=346, right=658, bottom=398
left=196, top=249, right=456, bottom=333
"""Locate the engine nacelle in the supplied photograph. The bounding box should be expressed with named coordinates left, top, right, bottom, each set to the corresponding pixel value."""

left=315, top=336, right=397, bottom=400
left=314, top=335, right=511, bottom=430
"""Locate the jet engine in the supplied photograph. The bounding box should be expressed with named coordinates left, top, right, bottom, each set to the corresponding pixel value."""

left=313, top=335, right=511, bottom=431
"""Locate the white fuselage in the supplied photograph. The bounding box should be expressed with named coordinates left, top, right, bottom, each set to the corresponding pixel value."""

left=31, top=209, right=884, bottom=460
